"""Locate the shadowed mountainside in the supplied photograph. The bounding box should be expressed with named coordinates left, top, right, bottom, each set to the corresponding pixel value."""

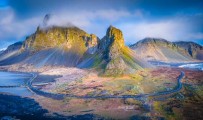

left=79, top=26, right=151, bottom=75
left=174, top=41, right=203, bottom=60
left=0, top=18, right=151, bottom=75
left=130, top=38, right=195, bottom=62
left=22, top=26, right=100, bottom=67
left=1, top=14, right=201, bottom=75
left=0, top=42, right=30, bottom=66
left=0, top=14, right=100, bottom=67
left=0, top=26, right=100, bottom=67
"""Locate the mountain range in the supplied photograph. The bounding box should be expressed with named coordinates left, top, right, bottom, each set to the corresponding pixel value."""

left=0, top=16, right=202, bottom=75
left=0, top=24, right=151, bottom=75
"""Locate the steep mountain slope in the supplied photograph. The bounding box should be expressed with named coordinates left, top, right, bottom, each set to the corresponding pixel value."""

left=20, top=26, right=99, bottom=67
left=102, top=26, right=151, bottom=75
left=0, top=42, right=30, bottom=65
left=0, top=25, right=100, bottom=67
left=174, top=41, right=203, bottom=60
left=0, top=21, right=151, bottom=75
left=130, top=38, right=194, bottom=62
left=79, top=26, right=152, bottom=75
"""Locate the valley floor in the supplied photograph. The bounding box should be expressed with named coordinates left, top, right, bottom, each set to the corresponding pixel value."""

left=0, top=66, right=203, bottom=120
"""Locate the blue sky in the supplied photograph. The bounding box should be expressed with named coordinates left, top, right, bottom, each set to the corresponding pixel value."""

left=0, top=0, right=203, bottom=49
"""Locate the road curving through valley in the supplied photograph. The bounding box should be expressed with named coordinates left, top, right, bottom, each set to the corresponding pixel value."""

left=26, top=71, right=185, bottom=100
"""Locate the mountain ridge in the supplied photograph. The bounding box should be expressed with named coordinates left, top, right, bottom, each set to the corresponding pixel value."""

left=0, top=24, right=151, bottom=75
left=130, top=38, right=196, bottom=62
left=78, top=26, right=151, bottom=75
left=174, top=41, right=203, bottom=60
left=0, top=17, right=201, bottom=75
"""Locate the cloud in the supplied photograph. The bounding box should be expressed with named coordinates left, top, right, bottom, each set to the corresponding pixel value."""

left=42, top=9, right=145, bottom=38
left=0, top=8, right=136, bottom=48
left=0, top=1, right=202, bottom=49
left=117, top=18, right=201, bottom=44
left=186, top=33, right=203, bottom=40
left=0, top=8, right=42, bottom=48
left=42, top=9, right=133, bottom=28
left=0, top=7, right=41, bottom=40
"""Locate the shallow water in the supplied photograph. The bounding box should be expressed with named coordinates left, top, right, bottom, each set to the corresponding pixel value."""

left=178, top=63, right=203, bottom=70
left=150, top=61, right=203, bottom=71
left=0, top=71, right=33, bottom=97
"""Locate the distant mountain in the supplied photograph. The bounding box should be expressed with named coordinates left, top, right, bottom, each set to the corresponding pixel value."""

left=0, top=42, right=30, bottom=65
left=130, top=38, right=195, bottom=62
left=174, top=41, right=203, bottom=60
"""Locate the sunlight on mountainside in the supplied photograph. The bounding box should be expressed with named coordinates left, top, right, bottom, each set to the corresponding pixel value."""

left=0, top=0, right=203, bottom=120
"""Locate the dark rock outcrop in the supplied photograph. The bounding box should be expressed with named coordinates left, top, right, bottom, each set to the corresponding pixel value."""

left=174, top=41, right=203, bottom=60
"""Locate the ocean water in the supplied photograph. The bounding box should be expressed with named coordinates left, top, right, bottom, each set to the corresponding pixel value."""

left=0, top=71, right=33, bottom=96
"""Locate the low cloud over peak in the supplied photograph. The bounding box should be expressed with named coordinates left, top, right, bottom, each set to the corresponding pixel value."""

left=0, top=0, right=203, bottom=49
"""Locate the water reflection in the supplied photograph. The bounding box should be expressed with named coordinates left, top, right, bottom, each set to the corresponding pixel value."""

left=0, top=71, right=33, bottom=97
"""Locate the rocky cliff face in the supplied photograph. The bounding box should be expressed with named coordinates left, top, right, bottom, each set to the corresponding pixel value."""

left=174, top=41, right=203, bottom=60
left=85, top=34, right=99, bottom=54
left=105, top=26, right=125, bottom=58
left=21, top=14, right=99, bottom=55
left=101, top=26, right=128, bottom=75
left=78, top=26, right=151, bottom=75
left=20, top=26, right=101, bottom=67
left=0, top=15, right=100, bottom=67
left=99, top=26, right=150, bottom=75
left=130, top=38, right=194, bottom=62
left=23, top=27, right=91, bottom=52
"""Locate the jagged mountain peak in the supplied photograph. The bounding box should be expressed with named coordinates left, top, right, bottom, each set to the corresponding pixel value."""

left=106, top=26, right=125, bottom=47
left=99, top=26, right=150, bottom=75
left=0, top=25, right=151, bottom=76
left=78, top=26, right=151, bottom=75
left=0, top=23, right=101, bottom=67
left=23, top=25, right=92, bottom=52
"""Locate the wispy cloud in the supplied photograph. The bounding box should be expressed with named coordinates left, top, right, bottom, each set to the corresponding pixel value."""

left=0, top=7, right=41, bottom=42
left=0, top=1, right=202, bottom=49
left=117, top=18, right=202, bottom=44
left=0, top=8, right=140, bottom=47
left=42, top=9, right=134, bottom=28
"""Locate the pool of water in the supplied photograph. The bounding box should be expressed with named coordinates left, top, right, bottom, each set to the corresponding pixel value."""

left=0, top=71, right=33, bottom=97
left=178, top=63, right=203, bottom=70
left=149, top=61, right=203, bottom=71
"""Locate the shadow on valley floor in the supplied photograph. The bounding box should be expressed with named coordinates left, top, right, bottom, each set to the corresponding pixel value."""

left=33, top=74, right=63, bottom=84
left=0, top=94, right=167, bottom=120
left=0, top=94, right=105, bottom=120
